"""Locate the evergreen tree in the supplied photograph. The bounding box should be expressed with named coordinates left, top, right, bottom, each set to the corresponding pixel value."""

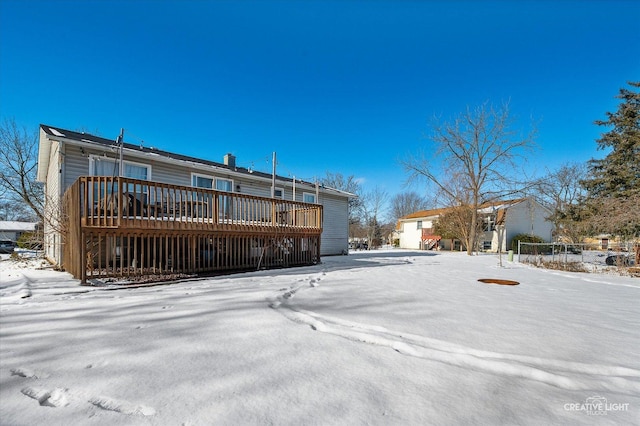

left=583, top=81, right=640, bottom=199
left=580, top=82, right=640, bottom=237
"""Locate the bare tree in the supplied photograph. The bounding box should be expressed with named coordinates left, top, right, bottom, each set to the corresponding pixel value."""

left=533, top=163, right=587, bottom=242
left=360, top=186, right=388, bottom=249
left=320, top=172, right=363, bottom=239
left=0, top=119, right=44, bottom=223
left=0, top=199, right=35, bottom=221
left=389, top=191, right=431, bottom=223
left=402, top=102, right=536, bottom=255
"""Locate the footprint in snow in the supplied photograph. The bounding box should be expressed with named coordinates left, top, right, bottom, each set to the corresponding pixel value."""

left=85, top=360, right=109, bottom=369
left=21, top=386, right=70, bottom=407
left=11, top=367, right=49, bottom=379
left=89, top=396, right=155, bottom=416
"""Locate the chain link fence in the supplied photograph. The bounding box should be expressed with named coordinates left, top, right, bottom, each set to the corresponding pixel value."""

left=517, top=242, right=639, bottom=274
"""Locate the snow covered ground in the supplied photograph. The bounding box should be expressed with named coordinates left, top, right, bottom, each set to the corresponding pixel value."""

left=1, top=249, right=639, bottom=425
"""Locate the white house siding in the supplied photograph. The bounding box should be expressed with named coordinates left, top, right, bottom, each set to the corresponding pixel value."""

left=399, top=221, right=421, bottom=249
left=320, top=193, right=349, bottom=255
left=398, top=218, right=437, bottom=250
left=504, top=200, right=553, bottom=246
left=43, top=139, right=62, bottom=263
left=478, top=200, right=553, bottom=253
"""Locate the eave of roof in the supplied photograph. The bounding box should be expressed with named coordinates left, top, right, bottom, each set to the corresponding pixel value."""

left=398, top=198, right=530, bottom=221
left=40, top=124, right=357, bottom=198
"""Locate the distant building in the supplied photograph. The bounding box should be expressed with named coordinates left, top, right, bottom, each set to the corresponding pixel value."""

left=0, top=221, right=38, bottom=242
left=396, top=199, right=553, bottom=252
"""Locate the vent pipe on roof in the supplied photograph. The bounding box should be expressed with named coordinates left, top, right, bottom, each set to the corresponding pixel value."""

left=224, top=153, right=236, bottom=169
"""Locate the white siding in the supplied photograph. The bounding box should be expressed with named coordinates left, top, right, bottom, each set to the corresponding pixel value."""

left=398, top=218, right=437, bottom=249
left=44, top=140, right=62, bottom=263
left=504, top=200, right=553, bottom=246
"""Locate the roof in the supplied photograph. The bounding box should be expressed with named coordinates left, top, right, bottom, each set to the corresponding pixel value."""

left=398, top=199, right=530, bottom=221
left=0, top=221, right=38, bottom=231
left=400, top=207, right=454, bottom=220
left=38, top=124, right=357, bottom=198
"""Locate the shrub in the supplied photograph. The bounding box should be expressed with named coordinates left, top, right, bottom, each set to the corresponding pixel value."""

left=16, top=231, right=42, bottom=250
left=511, top=234, right=546, bottom=254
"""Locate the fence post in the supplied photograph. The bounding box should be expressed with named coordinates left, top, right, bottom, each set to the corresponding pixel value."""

left=517, top=240, right=521, bottom=263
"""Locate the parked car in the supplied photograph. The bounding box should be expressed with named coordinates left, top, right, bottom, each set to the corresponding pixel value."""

left=605, top=254, right=630, bottom=266
left=567, top=245, right=582, bottom=254
left=0, top=240, right=16, bottom=254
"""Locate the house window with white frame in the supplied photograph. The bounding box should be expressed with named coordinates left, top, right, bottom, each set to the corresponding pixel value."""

left=417, top=220, right=423, bottom=229
left=483, top=215, right=495, bottom=232
left=191, top=173, right=234, bottom=218
left=90, top=156, right=151, bottom=180
left=303, top=192, right=316, bottom=204
left=192, top=174, right=214, bottom=189
left=90, top=156, right=151, bottom=205
left=274, top=188, right=284, bottom=199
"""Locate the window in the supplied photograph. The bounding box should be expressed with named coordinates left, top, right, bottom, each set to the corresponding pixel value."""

left=482, top=241, right=493, bottom=250
left=303, top=192, right=316, bottom=203
left=274, top=188, right=284, bottom=199
left=217, top=179, right=233, bottom=219
left=483, top=215, right=495, bottom=232
left=91, top=156, right=150, bottom=180
left=90, top=156, right=151, bottom=206
left=417, top=220, right=423, bottom=229
left=216, top=178, right=233, bottom=192
left=192, top=174, right=213, bottom=189
left=191, top=173, right=233, bottom=192
left=191, top=174, right=234, bottom=218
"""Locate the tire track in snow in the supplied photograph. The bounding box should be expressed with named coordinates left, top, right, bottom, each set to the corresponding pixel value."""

left=270, top=276, right=640, bottom=395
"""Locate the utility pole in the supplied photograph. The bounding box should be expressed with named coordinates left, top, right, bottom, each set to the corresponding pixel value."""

left=118, top=128, right=124, bottom=177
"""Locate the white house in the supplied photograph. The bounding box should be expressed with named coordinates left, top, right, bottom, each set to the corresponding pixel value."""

left=396, top=199, right=553, bottom=252
left=0, top=221, right=38, bottom=242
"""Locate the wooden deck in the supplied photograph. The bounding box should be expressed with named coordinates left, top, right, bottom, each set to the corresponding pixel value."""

left=62, top=176, right=323, bottom=283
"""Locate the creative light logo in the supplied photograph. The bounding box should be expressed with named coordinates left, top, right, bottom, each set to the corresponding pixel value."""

left=564, top=396, right=630, bottom=416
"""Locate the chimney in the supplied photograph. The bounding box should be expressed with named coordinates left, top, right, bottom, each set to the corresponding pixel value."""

left=224, top=153, right=236, bottom=169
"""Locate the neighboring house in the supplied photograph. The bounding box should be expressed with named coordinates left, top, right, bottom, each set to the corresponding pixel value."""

left=37, top=124, right=354, bottom=282
left=0, top=221, right=38, bottom=242
left=396, top=199, right=553, bottom=252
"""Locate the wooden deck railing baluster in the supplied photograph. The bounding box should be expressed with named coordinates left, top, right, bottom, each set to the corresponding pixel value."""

left=61, top=176, right=323, bottom=282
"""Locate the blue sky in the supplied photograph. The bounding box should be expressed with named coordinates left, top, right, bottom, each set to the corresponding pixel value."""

left=1, top=0, right=639, bottom=205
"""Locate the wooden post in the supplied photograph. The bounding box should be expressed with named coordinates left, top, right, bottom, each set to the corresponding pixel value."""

left=80, top=231, right=87, bottom=284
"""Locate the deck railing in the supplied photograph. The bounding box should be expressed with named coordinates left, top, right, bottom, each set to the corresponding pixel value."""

left=76, top=176, right=322, bottom=232
left=62, top=176, right=323, bottom=282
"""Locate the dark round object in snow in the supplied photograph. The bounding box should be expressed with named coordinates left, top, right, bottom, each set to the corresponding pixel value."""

left=478, top=278, right=520, bottom=286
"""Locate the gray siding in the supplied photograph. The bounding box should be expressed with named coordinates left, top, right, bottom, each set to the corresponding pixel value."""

left=58, top=142, right=350, bottom=258
left=319, top=193, right=349, bottom=255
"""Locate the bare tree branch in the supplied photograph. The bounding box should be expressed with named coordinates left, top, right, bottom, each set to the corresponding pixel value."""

left=401, top=102, right=536, bottom=254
